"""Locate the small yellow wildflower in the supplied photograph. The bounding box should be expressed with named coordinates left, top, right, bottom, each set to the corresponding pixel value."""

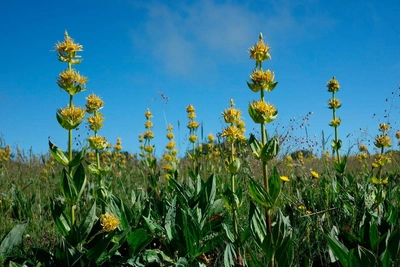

left=306, top=210, right=312, bottom=215
left=145, top=121, right=154, bottom=129
left=163, top=164, right=173, bottom=171
left=186, top=104, right=195, bottom=113
left=143, top=130, right=154, bottom=140
left=250, top=69, right=275, bottom=84
left=57, top=105, right=86, bottom=130
left=249, top=33, right=270, bottom=62
left=113, top=137, right=123, bottom=151
left=187, top=112, right=196, bottom=120
left=329, top=118, right=341, bottom=127
left=280, top=176, right=290, bottom=182
left=311, top=171, right=319, bottom=179
left=298, top=205, right=306, bottom=211
left=187, top=121, right=200, bottom=129
left=88, top=136, right=109, bottom=151
left=207, top=133, right=215, bottom=142
left=327, top=77, right=340, bottom=92
left=359, top=144, right=368, bottom=152
left=166, top=141, right=176, bottom=150
left=100, top=213, right=119, bottom=232
left=222, top=107, right=242, bottom=124
left=222, top=126, right=246, bottom=142
left=54, top=31, right=83, bottom=63
left=379, top=123, right=390, bottom=132
left=138, top=133, right=144, bottom=143
left=167, top=124, right=173, bottom=131
left=57, top=69, right=88, bottom=95
left=166, top=132, right=174, bottom=140
left=328, top=99, right=341, bottom=109
left=86, top=93, right=104, bottom=113
left=86, top=115, right=104, bottom=131
left=374, top=135, right=391, bottom=148
left=188, top=135, right=198, bottom=143
left=144, top=109, right=153, bottom=120
left=144, top=145, right=154, bottom=153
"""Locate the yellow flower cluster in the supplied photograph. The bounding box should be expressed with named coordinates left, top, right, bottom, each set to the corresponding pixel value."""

left=250, top=69, right=275, bottom=85
left=249, top=33, right=271, bottom=62
left=139, top=109, right=155, bottom=159
left=54, top=31, right=83, bottom=64
left=86, top=115, right=104, bottom=131
left=100, top=212, right=120, bottom=232
left=57, top=105, right=86, bottom=130
left=88, top=136, right=109, bottom=151
left=162, top=124, right=179, bottom=179
left=0, top=145, right=11, bottom=164
left=328, top=99, right=341, bottom=109
left=374, top=135, right=391, bottom=148
left=186, top=105, right=199, bottom=144
left=329, top=118, right=341, bottom=127
left=327, top=77, right=340, bottom=92
left=221, top=100, right=246, bottom=143
left=378, top=123, right=390, bottom=132
left=86, top=93, right=104, bottom=113
left=57, top=69, right=88, bottom=95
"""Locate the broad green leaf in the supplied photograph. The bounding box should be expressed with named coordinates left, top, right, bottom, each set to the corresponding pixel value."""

left=275, top=235, right=294, bottom=267
left=348, top=246, right=378, bottom=267
left=68, top=147, right=86, bottom=167
left=60, top=168, right=78, bottom=203
left=49, top=140, right=69, bottom=166
left=248, top=178, right=273, bottom=208
left=248, top=134, right=262, bottom=159
left=0, top=222, right=27, bottom=257
left=325, top=229, right=349, bottom=267
left=127, top=228, right=152, bottom=255
left=260, top=136, right=280, bottom=162
left=176, top=257, right=189, bottom=267
left=381, top=229, right=400, bottom=266
left=268, top=167, right=281, bottom=205
left=272, top=209, right=291, bottom=248
left=249, top=202, right=266, bottom=246
left=224, top=242, right=236, bottom=267
left=50, top=199, right=71, bottom=236
left=72, top=163, right=86, bottom=201
left=79, top=201, right=96, bottom=243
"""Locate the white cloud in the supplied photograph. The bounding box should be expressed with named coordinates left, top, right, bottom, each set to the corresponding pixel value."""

left=130, top=0, right=337, bottom=78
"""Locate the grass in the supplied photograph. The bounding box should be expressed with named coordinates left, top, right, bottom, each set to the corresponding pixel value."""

left=0, top=31, right=400, bottom=267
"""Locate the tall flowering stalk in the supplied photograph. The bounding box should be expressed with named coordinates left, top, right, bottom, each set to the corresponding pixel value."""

left=221, top=99, right=246, bottom=263
left=327, top=77, right=342, bottom=164
left=86, top=94, right=108, bottom=180
left=162, top=124, right=179, bottom=180
left=140, top=109, right=159, bottom=197
left=54, top=31, right=87, bottom=174
left=247, top=33, right=279, bottom=232
left=186, top=104, right=200, bottom=178
left=52, top=31, right=88, bottom=227
left=372, top=123, right=392, bottom=185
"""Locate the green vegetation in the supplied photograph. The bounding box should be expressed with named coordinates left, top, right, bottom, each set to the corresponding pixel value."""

left=0, top=32, right=400, bottom=267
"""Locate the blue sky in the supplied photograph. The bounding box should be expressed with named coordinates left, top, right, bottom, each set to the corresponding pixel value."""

left=1, top=0, right=399, bottom=158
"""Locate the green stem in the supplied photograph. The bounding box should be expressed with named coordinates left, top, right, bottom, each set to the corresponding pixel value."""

left=332, top=92, right=341, bottom=164
left=260, top=76, right=271, bottom=233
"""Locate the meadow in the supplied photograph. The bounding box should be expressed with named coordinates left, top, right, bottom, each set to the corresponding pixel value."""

left=0, top=32, right=400, bottom=267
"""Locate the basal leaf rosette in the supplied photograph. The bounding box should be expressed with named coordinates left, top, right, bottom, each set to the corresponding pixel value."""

left=247, top=69, right=278, bottom=93
left=248, top=100, right=278, bottom=124
left=56, top=105, right=86, bottom=130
